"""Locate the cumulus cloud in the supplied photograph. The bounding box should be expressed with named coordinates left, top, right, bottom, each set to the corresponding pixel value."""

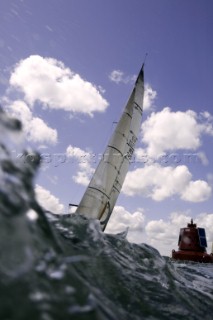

left=197, top=213, right=213, bottom=243
left=66, top=145, right=95, bottom=186
left=109, top=70, right=136, bottom=84
left=6, top=100, right=57, bottom=144
left=145, top=212, right=213, bottom=256
left=146, top=212, right=190, bottom=245
left=199, top=111, right=213, bottom=134
left=143, top=84, right=157, bottom=111
left=105, top=206, right=146, bottom=243
left=10, top=55, right=108, bottom=116
left=145, top=213, right=191, bottom=255
left=66, top=145, right=91, bottom=160
left=141, top=107, right=213, bottom=157
left=29, top=118, right=57, bottom=144
left=35, top=184, right=64, bottom=214
left=128, top=108, right=213, bottom=203
left=181, top=180, right=212, bottom=202
left=122, top=164, right=211, bottom=202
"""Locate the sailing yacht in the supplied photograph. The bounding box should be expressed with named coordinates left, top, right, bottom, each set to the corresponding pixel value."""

left=75, top=65, right=145, bottom=230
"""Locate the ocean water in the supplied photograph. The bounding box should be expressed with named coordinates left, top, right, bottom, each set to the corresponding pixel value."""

left=1, top=108, right=213, bottom=320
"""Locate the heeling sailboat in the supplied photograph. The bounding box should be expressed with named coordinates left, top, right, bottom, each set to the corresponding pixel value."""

left=76, top=65, right=145, bottom=231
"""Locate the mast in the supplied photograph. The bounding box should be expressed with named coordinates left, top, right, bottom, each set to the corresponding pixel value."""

left=76, top=65, right=145, bottom=230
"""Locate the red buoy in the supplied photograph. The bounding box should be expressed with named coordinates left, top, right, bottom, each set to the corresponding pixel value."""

left=172, top=219, right=213, bottom=263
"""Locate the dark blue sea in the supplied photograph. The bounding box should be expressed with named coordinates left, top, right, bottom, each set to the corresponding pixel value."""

left=1, top=107, right=213, bottom=320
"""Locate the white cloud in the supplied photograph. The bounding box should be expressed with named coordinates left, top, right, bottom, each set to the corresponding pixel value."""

left=109, top=70, right=136, bottom=84
left=6, top=100, right=57, bottom=144
left=134, top=147, right=151, bottom=164
left=29, top=117, right=57, bottom=144
left=145, top=213, right=191, bottom=255
left=146, top=213, right=190, bottom=243
left=66, top=145, right=95, bottom=186
left=181, top=180, right=212, bottom=202
left=109, top=70, right=123, bottom=84
left=72, top=171, right=92, bottom=186
left=141, top=107, right=213, bottom=157
left=35, top=184, right=64, bottom=214
left=66, top=145, right=91, bottom=160
left=122, top=164, right=211, bottom=202
left=105, top=206, right=146, bottom=243
left=7, top=99, right=32, bottom=123
left=199, top=111, right=213, bottom=134
left=143, top=84, right=157, bottom=111
left=10, top=55, right=108, bottom=116
left=197, top=213, right=213, bottom=243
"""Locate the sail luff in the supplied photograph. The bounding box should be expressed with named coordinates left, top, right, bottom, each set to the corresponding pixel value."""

left=76, top=65, right=144, bottom=230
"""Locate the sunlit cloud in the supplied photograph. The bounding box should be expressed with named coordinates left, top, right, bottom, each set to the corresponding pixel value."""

left=109, top=70, right=136, bottom=84
left=105, top=206, right=146, bottom=243
left=35, top=184, right=64, bottom=214
left=143, top=84, right=157, bottom=111
left=181, top=180, right=212, bottom=202
left=9, top=55, right=109, bottom=117
left=6, top=100, right=57, bottom=144
left=141, top=107, right=213, bottom=157
left=66, top=145, right=95, bottom=186
left=122, top=164, right=211, bottom=202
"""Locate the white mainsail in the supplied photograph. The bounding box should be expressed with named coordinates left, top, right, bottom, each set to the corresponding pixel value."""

left=76, top=65, right=144, bottom=230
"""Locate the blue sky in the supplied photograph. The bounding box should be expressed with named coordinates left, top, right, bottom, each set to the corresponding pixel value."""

left=1, top=0, right=213, bottom=255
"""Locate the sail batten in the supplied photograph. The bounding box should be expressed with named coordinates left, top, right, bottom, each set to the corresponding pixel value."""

left=76, top=65, right=144, bottom=230
left=107, top=146, right=124, bottom=156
